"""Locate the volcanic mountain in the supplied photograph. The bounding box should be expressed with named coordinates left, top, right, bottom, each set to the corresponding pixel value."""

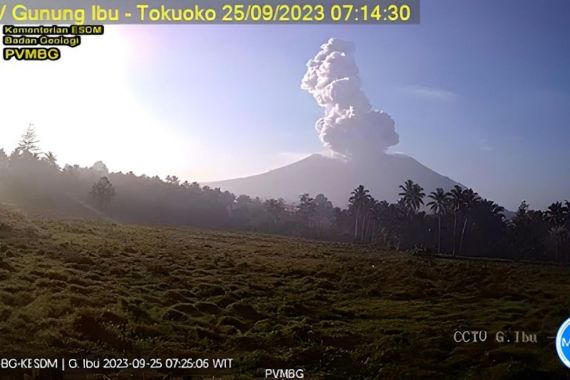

left=207, top=39, right=462, bottom=206
left=208, top=153, right=460, bottom=207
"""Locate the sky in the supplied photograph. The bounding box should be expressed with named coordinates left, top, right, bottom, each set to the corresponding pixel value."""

left=1, top=0, right=570, bottom=210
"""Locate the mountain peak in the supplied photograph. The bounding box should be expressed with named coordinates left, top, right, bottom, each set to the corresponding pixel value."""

left=207, top=153, right=460, bottom=206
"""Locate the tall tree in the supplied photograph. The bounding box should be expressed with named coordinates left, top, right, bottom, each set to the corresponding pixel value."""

left=297, top=193, right=316, bottom=231
left=0, top=149, right=7, bottom=167
left=546, top=201, right=568, bottom=227
left=548, top=226, right=569, bottom=262
left=485, top=200, right=505, bottom=219
left=348, top=185, right=371, bottom=241
left=165, top=175, right=180, bottom=186
left=510, top=201, right=548, bottom=260
left=17, top=124, right=41, bottom=156
left=427, top=188, right=449, bottom=254
left=264, top=198, right=285, bottom=226
left=43, top=151, right=58, bottom=168
left=449, top=185, right=464, bottom=256
left=361, top=196, right=376, bottom=243
left=313, top=194, right=334, bottom=237
left=89, top=177, right=116, bottom=210
left=0, top=149, right=7, bottom=179
left=398, top=179, right=425, bottom=214
left=458, top=188, right=481, bottom=255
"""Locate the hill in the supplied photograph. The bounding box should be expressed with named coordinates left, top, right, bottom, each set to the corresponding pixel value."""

left=208, top=153, right=460, bottom=206
left=0, top=205, right=568, bottom=379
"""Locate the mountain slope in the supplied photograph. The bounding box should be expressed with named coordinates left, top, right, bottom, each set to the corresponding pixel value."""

left=208, top=153, right=461, bottom=206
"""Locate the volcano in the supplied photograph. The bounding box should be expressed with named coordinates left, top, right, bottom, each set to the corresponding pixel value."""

left=209, top=38, right=463, bottom=206
left=208, top=153, right=460, bottom=207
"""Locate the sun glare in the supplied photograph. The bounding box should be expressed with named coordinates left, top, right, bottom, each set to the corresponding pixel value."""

left=0, top=27, right=190, bottom=177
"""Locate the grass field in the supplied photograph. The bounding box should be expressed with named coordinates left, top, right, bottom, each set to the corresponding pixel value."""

left=0, top=205, right=569, bottom=379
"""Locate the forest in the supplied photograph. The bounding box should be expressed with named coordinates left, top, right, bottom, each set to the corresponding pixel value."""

left=1, top=127, right=568, bottom=262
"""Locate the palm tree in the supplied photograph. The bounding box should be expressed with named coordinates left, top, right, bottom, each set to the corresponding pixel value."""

left=449, top=185, right=464, bottom=256
left=43, top=151, right=58, bottom=168
left=458, top=188, right=481, bottom=255
left=368, top=199, right=383, bottom=242
left=478, top=199, right=506, bottom=221
left=427, top=188, right=449, bottom=254
left=487, top=201, right=506, bottom=219
left=546, top=202, right=568, bottom=227
left=349, top=185, right=371, bottom=241
left=362, top=196, right=379, bottom=243
left=398, top=179, right=425, bottom=214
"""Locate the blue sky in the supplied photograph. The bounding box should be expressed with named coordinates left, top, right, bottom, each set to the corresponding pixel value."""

left=1, top=0, right=569, bottom=209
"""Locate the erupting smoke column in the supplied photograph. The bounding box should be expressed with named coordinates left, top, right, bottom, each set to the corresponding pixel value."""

left=301, top=38, right=399, bottom=158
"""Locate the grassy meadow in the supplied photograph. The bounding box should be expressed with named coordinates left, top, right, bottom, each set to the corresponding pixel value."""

left=0, top=205, right=569, bottom=379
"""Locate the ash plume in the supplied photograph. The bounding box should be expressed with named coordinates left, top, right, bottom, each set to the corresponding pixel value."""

left=301, top=38, right=399, bottom=158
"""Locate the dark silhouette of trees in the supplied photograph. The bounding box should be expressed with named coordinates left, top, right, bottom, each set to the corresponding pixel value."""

left=548, top=226, right=569, bottom=262
left=510, top=201, right=548, bottom=260
left=362, top=199, right=380, bottom=244
left=313, top=194, right=334, bottom=237
left=166, top=175, right=180, bottom=186
left=449, top=185, right=464, bottom=256
left=292, top=193, right=335, bottom=238
left=398, top=179, right=425, bottom=215
left=543, top=201, right=570, bottom=261
left=43, top=152, right=58, bottom=169
left=546, top=202, right=568, bottom=227
left=0, top=149, right=8, bottom=172
left=458, top=188, right=481, bottom=255
left=264, top=198, right=285, bottom=227
left=465, top=199, right=506, bottom=257
left=445, top=186, right=483, bottom=256
left=90, top=177, right=116, bottom=210
left=297, top=193, right=317, bottom=230
left=349, top=185, right=371, bottom=242
left=2, top=126, right=570, bottom=262
left=427, top=188, right=449, bottom=254
left=0, top=149, right=7, bottom=185
left=372, top=200, right=404, bottom=248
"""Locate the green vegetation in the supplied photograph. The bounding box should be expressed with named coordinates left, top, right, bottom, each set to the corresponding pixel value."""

left=0, top=206, right=568, bottom=379
left=2, top=128, right=570, bottom=264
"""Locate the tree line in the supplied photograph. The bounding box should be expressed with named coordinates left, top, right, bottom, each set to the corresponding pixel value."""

left=1, top=127, right=569, bottom=262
